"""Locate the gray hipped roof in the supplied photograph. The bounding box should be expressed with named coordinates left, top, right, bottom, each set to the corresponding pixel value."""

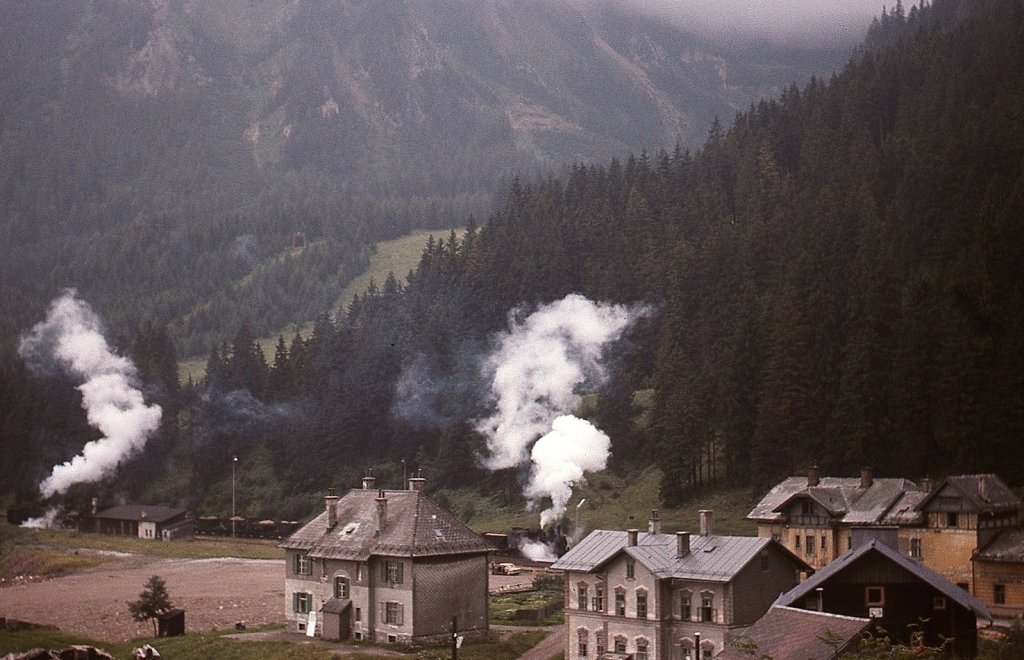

left=777, top=540, right=992, bottom=621
left=747, top=476, right=925, bottom=526
left=281, top=488, right=493, bottom=560
left=551, top=530, right=799, bottom=583
left=975, top=529, right=1024, bottom=563
left=917, top=474, right=1020, bottom=514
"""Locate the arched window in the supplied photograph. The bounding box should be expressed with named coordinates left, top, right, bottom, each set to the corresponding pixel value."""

left=614, top=587, right=626, bottom=616
left=679, top=637, right=695, bottom=660
left=576, top=628, right=589, bottom=658
left=596, top=631, right=607, bottom=656
left=613, top=635, right=627, bottom=654
left=577, top=582, right=588, bottom=610
left=636, top=587, right=648, bottom=618
left=635, top=636, right=649, bottom=660
left=680, top=589, right=692, bottom=621
left=699, top=590, right=715, bottom=622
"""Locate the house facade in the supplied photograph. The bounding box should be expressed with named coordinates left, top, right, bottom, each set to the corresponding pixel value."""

left=777, top=539, right=991, bottom=657
left=913, top=474, right=1020, bottom=593
left=551, top=510, right=810, bottom=660
left=972, top=529, right=1024, bottom=619
left=280, top=476, right=492, bottom=645
left=746, top=467, right=925, bottom=570
left=78, top=502, right=192, bottom=541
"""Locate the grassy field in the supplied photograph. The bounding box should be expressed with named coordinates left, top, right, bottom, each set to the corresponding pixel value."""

left=0, top=522, right=283, bottom=580
left=0, top=626, right=548, bottom=660
left=449, top=467, right=759, bottom=538
left=178, top=228, right=457, bottom=384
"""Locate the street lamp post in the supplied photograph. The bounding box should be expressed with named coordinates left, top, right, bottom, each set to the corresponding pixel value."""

left=232, top=455, right=238, bottom=537
left=574, top=498, right=587, bottom=546
left=694, top=631, right=701, bottom=660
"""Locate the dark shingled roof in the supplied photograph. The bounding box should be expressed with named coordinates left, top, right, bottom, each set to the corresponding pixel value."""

left=280, top=489, right=492, bottom=559
left=777, top=540, right=992, bottom=622
left=916, top=474, right=1020, bottom=514
left=976, top=529, right=1024, bottom=563
left=94, top=504, right=186, bottom=523
left=551, top=530, right=808, bottom=582
left=718, top=606, right=870, bottom=660
left=747, top=476, right=924, bottom=526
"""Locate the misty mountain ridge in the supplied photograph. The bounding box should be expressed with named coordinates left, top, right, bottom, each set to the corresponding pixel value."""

left=0, top=0, right=858, bottom=354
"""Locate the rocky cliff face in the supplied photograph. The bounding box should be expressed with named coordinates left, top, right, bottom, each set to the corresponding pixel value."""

left=0, top=0, right=854, bottom=219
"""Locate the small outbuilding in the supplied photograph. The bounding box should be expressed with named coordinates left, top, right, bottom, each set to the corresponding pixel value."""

left=777, top=539, right=991, bottom=657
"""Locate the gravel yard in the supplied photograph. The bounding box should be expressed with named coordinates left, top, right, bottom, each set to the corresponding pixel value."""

left=0, top=554, right=283, bottom=642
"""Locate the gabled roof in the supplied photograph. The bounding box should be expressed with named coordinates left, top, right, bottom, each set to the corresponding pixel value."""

left=975, top=529, right=1024, bottom=563
left=747, top=476, right=923, bottom=526
left=94, top=504, right=186, bottom=523
left=772, top=487, right=849, bottom=516
left=777, top=540, right=991, bottom=622
left=916, top=474, right=1020, bottom=514
left=551, top=530, right=809, bottom=583
left=280, top=489, right=492, bottom=560
left=718, top=606, right=870, bottom=660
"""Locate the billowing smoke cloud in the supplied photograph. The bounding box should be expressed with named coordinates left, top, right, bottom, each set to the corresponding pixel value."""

left=476, top=294, right=646, bottom=527
left=18, top=290, right=162, bottom=498
left=526, top=415, right=610, bottom=527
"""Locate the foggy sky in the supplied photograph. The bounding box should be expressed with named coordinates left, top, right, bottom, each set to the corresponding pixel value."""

left=596, top=0, right=891, bottom=45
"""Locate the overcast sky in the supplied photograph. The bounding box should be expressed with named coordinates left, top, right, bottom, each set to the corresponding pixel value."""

left=602, top=0, right=891, bottom=45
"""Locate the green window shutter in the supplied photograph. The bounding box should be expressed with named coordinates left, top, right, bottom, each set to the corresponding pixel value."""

left=396, top=561, right=403, bottom=584
left=397, top=603, right=404, bottom=626
left=292, top=592, right=299, bottom=612
left=381, top=561, right=388, bottom=582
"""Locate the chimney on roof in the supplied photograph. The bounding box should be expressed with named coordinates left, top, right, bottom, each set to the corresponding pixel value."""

left=325, top=487, right=339, bottom=530
left=979, top=475, right=990, bottom=502
left=860, top=467, right=873, bottom=489
left=362, top=474, right=377, bottom=490
left=808, top=464, right=820, bottom=487
left=376, top=489, right=388, bottom=533
left=919, top=477, right=932, bottom=493
left=649, top=509, right=661, bottom=534
left=677, top=531, right=691, bottom=557
left=408, top=473, right=426, bottom=491
left=699, top=509, right=714, bottom=537
left=627, top=529, right=639, bottom=547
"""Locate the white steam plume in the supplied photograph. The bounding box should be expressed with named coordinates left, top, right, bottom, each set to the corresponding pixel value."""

left=526, top=415, right=610, bottom=528
left=18, top=290, right=162, bottom=498
left=476, top=294, right=646, bottom=528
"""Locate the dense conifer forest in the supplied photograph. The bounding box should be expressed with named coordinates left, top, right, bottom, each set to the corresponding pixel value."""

left=3, top=0, right=1023, bottom=518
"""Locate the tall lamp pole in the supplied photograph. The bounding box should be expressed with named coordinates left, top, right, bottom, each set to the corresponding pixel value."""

left=232, top=455, right=238, bottom=537
left=574, top=498, right=587, bottom=546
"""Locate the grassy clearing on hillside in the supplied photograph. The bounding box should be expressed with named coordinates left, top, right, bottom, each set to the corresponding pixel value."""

left=177, top=228, right=458, bottom=384
left=452, top=468, right=759, bottom=537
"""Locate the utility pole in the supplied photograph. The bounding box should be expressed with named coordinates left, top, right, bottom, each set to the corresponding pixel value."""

left=232, top=455, right=238, bottom=537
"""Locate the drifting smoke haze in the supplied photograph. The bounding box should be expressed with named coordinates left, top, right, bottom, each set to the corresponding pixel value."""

left=18, top=290, right=162, bottom=499
left=476, top=294, right=647, bottom=527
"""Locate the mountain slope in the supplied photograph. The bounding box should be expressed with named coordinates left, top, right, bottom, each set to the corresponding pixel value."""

left=0, top=0, right=854, bottom=353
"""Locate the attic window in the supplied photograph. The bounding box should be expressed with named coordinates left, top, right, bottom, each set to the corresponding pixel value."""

left=434, top=529, right=445, bottom=539
left=703, top=546, right=717, bottom=553
left=341, top=522, right=359, bottom=535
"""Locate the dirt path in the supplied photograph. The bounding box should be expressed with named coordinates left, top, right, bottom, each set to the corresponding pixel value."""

left=0, top=554, right=283, bottom=642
